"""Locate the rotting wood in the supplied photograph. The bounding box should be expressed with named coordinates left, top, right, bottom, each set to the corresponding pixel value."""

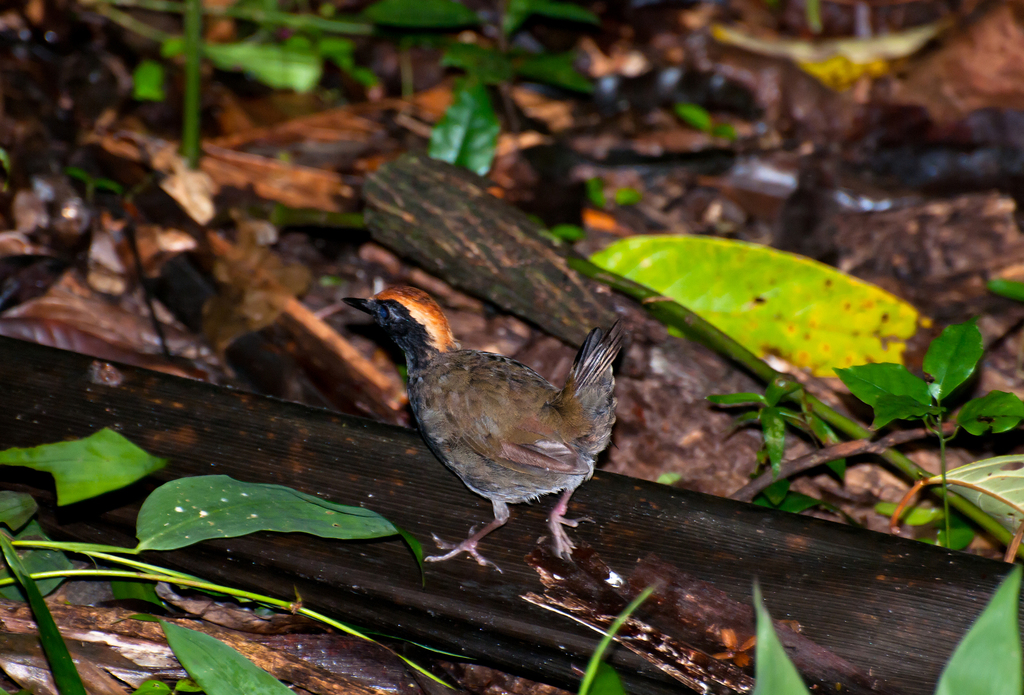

left=363, top=152, right=621, bottom=346
left=0, top=598, right=396, bottom=695
left=0, top=337, right=1020, bottom=695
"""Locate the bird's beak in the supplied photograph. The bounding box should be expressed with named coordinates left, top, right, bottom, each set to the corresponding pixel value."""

left=343, top=297, right=372, bottom=314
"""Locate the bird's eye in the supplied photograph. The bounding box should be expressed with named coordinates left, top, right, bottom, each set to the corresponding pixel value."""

left=375, top=304, right=393, bottom=322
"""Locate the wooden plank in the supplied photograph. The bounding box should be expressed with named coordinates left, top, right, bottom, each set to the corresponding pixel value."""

left=0, top=335, right=1017, bottom=695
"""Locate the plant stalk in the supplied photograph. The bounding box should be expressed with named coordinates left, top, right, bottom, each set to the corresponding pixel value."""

left=81, top=0, right=373, bottom=35
left=569, top=257, right=1019, bottom=552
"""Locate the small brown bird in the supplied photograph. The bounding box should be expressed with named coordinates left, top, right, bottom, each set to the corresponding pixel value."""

left=345, top=286, right=624, bottom=569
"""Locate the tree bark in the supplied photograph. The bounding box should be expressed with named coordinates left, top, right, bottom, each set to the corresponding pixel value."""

left=363, top=153, right=621, bottom=345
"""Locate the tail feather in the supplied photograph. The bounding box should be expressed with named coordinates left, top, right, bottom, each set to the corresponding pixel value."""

left=567, top=320, right=625, bottom=397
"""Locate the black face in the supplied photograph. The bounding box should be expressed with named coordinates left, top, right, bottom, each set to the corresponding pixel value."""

left=345, top=298, right=407, bottom=331
left=343, top=297, right=371, bottom=314
left=343, top=297, right=434, bottom=368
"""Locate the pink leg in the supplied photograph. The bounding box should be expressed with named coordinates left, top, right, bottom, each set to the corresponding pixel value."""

left=426, top=501, right=509, bottom=572
left=548, top=488, right=586, bottom=559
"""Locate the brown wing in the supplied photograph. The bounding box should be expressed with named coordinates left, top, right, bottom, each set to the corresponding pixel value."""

left=426, top=352, right=590, bottom=476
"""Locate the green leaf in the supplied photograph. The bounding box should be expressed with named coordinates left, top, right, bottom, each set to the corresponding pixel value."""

left=0, top=429, right=166, bottom=506
left=588, top=662, right=626, bottom=695
left=673, top=103, right=712, bottom=132
left=988, top=278, right=1024, bottom=303
left=65, top=166, right=92, bottom=186
left=711, top=123, right=738, bottom=140
left=503, top=0, right=600, bottom=35
left=764, top=378, right=801, bottom=407
left=364, top=0, right=479, bottom=28
left=111, top=579, right=165, bottom=608
left=761, top=407, right=786, bottom=476
left=135, top=475, right=404, bottom=552
left=871, top=394, right=939, bottom=428
left=161, top=621, right=293, bottom=695
left=585, top=177, right=606, bottom=208
left=0, top=147, right=9, bottom=191
left=548, top=223, right=585, bottom=242
left=133, top=60, right=166, bottom=102
left=751, top=583, right=811, bottom=695
left=805, top=0, right=822, bottom=33
left=319, top=37, right=354, bottom=66
left=826, top=458, right=846, bottom=478
left=760, top=478, right=790, bottom=506
left=0, top=520, right=73, bottom=600
left=590, top=236, right=921, bottom=377
left=320, top=37, right=378, bottom=87
left=133, top=681, right=172, bottom=695
left=707, top=392, right=768, bottom=406
left=923, top=319, right=983, bottom=402
left=875, top=501, right=944, bottom=526
left=441, top=43, right=514, bottom=84
left=204, top=39, right=322, bottom=92
left=806, top=413, right=837, bottom=444
left=834, top=363, right=930, bottom=408
left=428, top=82, right=499, bottom=176
left=94, top=177, right=124, bottom=195
left=514, top=52, right=593, bottom=93
left=936, top=512, right=974, bottom=551
left=777, top=492, right=823, bottom=514
left=656, top=472, right=682, bottom=486
left=935, top=566, right=1022, bottom=695
left=0, top=491, right=37, bottom=531
left=732, top=410, right=762, bottom=428
left=929, top=455, right=1024, bottom=535
left=957, top=391, right=1024, bottom=435
left=804, top=414, right=846, bottom=477
left=614, top=187, right=642, bottom=206
left=778, top=408, right=810, bottom=433
left=778, top=495, right=827, bottom=515
left=0, top=532, right=86, bottom=695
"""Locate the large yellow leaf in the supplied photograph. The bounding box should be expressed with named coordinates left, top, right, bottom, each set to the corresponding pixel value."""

left=590, top=235, right=922, bottom=376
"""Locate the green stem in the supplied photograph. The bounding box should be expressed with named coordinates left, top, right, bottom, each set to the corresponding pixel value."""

left=81, top=0, right=373, bottom=34
left=3, top=567, right=445, bottom=686
left=933, top=417, right=952, bottom=547
left=569, top=257, right=1018, bottom=553
left=181, top=0, right=201, bottom=168
left=92, top=4, right=174, bottom=42
left=10, top=541, right=209, bottom=581
left=578, top=586, right=654, bottom=695
left=11, top=540, right=138, bottom=556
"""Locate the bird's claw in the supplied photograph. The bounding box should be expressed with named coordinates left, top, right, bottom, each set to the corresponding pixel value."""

left=557, top=515, right=592, bottom=529
left=548, top=514, right=586, bottom=559
left=425, top=533, right=503, bottom=572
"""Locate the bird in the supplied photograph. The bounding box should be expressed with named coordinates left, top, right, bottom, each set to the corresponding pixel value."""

left=344, top=286, right=624, bottom=570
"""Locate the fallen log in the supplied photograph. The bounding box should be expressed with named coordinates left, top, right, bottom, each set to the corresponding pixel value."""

left=0, top=336, right=1018, bottom=694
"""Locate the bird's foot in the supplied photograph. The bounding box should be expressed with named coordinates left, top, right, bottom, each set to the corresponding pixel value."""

left=555, top=515, right=593, bottom=529
left=426, top=534, right=502, bottom=572
left=548, top=513, right=585, bottom=560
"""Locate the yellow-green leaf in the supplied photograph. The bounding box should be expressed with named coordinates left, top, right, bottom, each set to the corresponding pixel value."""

left=590, top=235, right=921, bottom=376
left=931, top=455, right=1024, bottom=534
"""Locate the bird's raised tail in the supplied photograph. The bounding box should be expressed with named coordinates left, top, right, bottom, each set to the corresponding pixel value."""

left=563, top=320, right=625, bottom=412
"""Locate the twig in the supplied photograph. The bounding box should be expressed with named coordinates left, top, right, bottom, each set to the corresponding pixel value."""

left=1005, top=521, right=1024, bottom=563
left=731, top=423, right=957, bottom=502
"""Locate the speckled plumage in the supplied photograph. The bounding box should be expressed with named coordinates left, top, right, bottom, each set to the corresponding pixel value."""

left=344, top=286, right=624, bottom=569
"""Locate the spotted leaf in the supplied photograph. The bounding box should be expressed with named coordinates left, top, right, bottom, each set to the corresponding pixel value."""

left=590, top=235, right=921, bottom=376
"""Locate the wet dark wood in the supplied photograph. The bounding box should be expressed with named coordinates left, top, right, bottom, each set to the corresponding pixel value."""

left=363, top=152, right=620, bottom=346
left=0, top=336, right=1019, bottom=695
